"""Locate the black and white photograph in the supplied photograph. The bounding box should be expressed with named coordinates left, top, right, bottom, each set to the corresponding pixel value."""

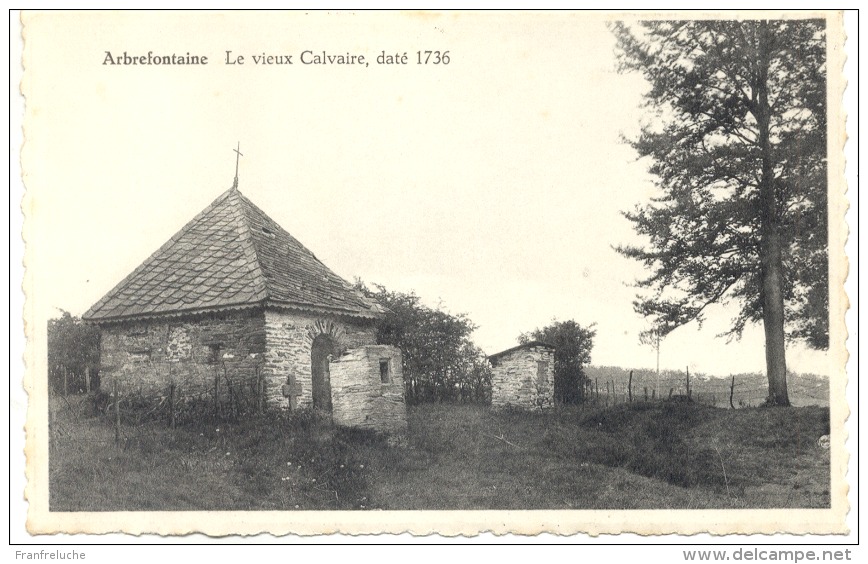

left=15, top=10, right=853, bottom=539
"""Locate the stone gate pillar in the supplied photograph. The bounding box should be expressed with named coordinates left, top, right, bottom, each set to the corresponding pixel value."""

left=329, top=345, right=408, bottom=434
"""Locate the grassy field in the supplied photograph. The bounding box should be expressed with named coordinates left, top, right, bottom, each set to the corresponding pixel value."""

left=49, top=397, right=830, bottom=511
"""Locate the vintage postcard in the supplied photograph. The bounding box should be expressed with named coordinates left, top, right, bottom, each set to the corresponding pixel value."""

left=19, top=10, right=851, bottom=537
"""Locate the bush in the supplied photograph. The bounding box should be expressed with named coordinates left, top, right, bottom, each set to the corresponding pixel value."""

left=356, top=281, right=493, bottom=405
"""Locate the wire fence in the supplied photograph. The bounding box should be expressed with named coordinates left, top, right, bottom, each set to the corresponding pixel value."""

left=585, top=371, right=829, bottom=409
left=48, top=359, right=269, bottom=450
left=48, top=359, right=829, bottom=455
left=48, top=364, right=100, bottom=397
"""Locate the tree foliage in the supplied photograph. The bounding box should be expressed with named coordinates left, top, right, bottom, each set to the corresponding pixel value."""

left=612, top=20, right=828, bottom=405
left=47, top=311, right=101, bottom=394
left=356, top=281, right=491, bottom=405
left=519, top=319, right=596, bottom=404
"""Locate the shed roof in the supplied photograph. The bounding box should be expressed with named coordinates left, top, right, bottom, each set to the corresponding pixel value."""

left=82, top=186, right=384, bottom=323
left=487, top=341, right=555, bottom=362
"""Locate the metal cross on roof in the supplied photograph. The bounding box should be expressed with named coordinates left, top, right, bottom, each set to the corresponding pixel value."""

left=232, top=142, right=243, bottom=189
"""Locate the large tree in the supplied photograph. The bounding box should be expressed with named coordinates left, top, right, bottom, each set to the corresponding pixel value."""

left=612, top=20, right=828, bottom=406
left=520, top=320, right=596, bottom=404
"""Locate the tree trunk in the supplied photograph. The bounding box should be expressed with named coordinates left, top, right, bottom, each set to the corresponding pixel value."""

left=756, top=23, right=790, bottom=406
left=760, top=230, right=790, bottom=405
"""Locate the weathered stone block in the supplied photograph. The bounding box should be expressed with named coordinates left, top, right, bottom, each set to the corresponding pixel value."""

left=330, top=345, right=408, bottom=434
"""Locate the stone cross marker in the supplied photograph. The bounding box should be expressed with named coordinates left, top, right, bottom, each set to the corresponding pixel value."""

left=282, top=377, right=304, bottom=410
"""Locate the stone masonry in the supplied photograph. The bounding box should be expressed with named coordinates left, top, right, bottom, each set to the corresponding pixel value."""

left=100, top=307, right=407, bottom=433
left=489, top=342, right=555, bottom=409
left=262, top=310, right=376, bottom=409
left=99, top=309, right=266, bottom=398
left=330, top=345, right=408, bottom=434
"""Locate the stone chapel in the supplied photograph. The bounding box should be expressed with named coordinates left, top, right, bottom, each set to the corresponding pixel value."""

left=82, top=181, right=407, bottom=434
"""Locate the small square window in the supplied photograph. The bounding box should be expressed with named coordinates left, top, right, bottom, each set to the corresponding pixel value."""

left=379, top=359, right=390, bottom=383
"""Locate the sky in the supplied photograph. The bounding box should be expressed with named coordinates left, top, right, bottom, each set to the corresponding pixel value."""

left=22, top=11, right=839, bottom=377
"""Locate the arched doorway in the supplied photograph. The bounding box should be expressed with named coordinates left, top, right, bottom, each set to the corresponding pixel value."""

left=310, top=334, right=338, bottom=412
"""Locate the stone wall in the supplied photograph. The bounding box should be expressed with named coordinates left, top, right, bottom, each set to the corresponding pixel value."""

left=98, top=307, right=405, bottom=431
left=490, top=345, right=555, bottom=409
left=99, top=309, right=266, bottom=399
left=262, top=310, right=377, bottom=409
left=330, top=345, right=408, bottom=434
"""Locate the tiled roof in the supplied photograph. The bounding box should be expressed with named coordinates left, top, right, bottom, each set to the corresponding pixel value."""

left=83, top=187, right=384, bottom=323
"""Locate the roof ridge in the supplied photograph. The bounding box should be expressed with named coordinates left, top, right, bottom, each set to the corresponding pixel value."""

left=236, top=191, right=382, bottom=312
left=487, top=341, right=556, bottom=360
left=227, top=190, right=270, bottom=302
left=83, top=188, right=237, bottom=320
left=235, top=192, right=322, bottom=262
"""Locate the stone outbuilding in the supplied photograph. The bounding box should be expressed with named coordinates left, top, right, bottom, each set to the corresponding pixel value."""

left=82, top=182, right=407, bottom=434
left=488, top=341, right=555, bottom=409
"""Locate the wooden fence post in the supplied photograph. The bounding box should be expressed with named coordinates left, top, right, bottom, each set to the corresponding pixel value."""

left=644, top=386, right=648, bottom=402
left=113, top=379, right=120, bottom=447
left=686, top=366, right=691, bottom=398
left=651, top=388, right=656, bottom=401
left=62, top=366, right=68, bottom=397
left=257, top=369, right=264, bottom=414
left=226, top=376, right=235, bottom=418
left=595, top=378, right=599, bottom=401
left=628, top=370, right=633, bottom=403
left=605, top=381, right=610, bottom=407
left=729, top=374, right=736, bottom=409
left=214, top=368, right=220, bottom=418
left=49, top=393, right=54, bottom=427
left=85, top=367, right=91, bottom=393
left=169, top=383, right=176, bottom=429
